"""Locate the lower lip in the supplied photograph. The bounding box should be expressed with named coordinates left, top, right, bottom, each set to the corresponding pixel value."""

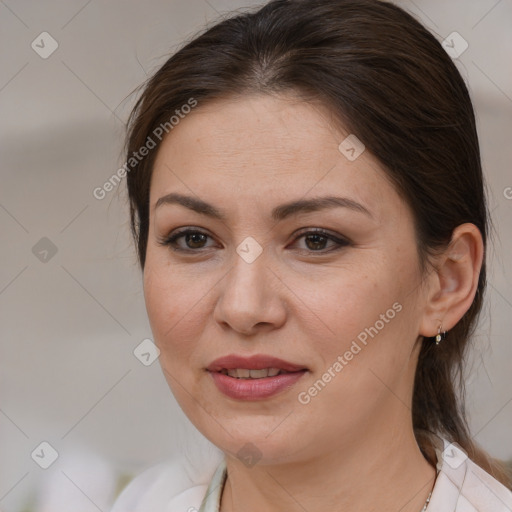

left=208, top=370, right=307, bottom=400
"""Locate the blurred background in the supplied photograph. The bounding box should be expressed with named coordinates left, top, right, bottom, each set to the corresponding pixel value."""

left=1, top=0, right=511, bottom=510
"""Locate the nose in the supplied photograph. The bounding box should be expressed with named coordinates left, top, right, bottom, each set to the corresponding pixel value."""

left=213, top=246, right=287, bottom=336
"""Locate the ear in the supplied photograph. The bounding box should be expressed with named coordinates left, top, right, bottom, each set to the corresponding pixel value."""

left=419, top=223, right=484, bottom=337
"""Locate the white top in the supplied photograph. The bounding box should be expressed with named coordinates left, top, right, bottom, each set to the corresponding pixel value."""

left=110, top=435, right=512, bottom=512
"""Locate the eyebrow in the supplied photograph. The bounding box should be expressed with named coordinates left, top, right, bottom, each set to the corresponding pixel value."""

left=154, top=192, right=373, bottom=221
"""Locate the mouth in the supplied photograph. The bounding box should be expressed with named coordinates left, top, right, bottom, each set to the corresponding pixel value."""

left=217, top=368, right=295, bottom=379
left=206, top=354, right=308, bottom=400
left=206, top=353, right=307, bottom=373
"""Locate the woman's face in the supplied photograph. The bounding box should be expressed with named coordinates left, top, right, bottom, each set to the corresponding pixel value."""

left=143, top=94, right=431, bottom=464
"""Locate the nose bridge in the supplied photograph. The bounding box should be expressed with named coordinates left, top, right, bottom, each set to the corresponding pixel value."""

left=214, top=238, right=285, bottom=333
left=225, top=239, right=268, bottom=306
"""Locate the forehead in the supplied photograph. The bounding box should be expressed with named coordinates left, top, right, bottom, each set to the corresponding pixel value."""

left=149, top=94, right=402, bottom=220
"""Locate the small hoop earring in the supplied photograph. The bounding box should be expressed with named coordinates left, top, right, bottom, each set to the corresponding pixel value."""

left=435, top=325, right=446, bottom=345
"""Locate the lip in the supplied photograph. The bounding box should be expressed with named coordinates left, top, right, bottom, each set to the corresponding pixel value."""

left=206, top=354, right=308, bottom=401
left=206, top=354, right=307, bottom=373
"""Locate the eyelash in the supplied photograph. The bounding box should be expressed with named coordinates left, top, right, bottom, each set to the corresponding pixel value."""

left=157, top=227, right=350, bottom=254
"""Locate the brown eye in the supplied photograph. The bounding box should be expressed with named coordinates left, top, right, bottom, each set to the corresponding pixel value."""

left=158, top=229, right=215, bottom=252
left=184, top=232, right=208, bottom=249
left=304, top=233, right=329, bottom=251
left=291, top=229, right=350, bottom=253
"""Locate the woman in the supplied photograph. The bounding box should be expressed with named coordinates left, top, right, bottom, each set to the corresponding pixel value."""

left=111, top=0, right=512, bottom=510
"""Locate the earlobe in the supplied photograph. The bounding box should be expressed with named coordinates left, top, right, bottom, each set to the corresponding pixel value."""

left=419, top=223, right=484, bottom=338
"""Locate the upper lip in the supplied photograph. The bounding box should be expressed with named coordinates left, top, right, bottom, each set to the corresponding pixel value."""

left=206, top=354, right=307, bottom=373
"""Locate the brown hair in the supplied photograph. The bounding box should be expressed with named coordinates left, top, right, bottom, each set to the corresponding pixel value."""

left=124, top=0, right=511, bottom=488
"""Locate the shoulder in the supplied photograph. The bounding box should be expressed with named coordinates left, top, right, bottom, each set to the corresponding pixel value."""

left=430, top=435, right=512, bottom=512
left=110, top=450, right=224, bottom=512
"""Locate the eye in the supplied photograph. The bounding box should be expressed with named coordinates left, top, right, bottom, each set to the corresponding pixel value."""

left=290, top=228, right=350, bottom=253
left=158, top=227, right=349, bottom=254
left=158, top=228, right=216, bottom=252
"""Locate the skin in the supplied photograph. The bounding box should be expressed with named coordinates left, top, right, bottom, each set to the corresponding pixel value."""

left=143, top=93, right=483, bottom=512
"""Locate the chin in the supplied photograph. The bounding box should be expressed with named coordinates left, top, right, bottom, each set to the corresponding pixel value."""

left=193, top=415, right=309, bottom=466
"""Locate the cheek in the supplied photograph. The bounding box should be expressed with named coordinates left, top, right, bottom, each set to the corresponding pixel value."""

left=292, top=264, right=390, bottom=342
left=143, top=258, right=204, bottom=363
left=298, top=258, right=413, bottom=380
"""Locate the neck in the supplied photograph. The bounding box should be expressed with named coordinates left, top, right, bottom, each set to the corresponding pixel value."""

left=220, top=416, right=437, bottom=512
